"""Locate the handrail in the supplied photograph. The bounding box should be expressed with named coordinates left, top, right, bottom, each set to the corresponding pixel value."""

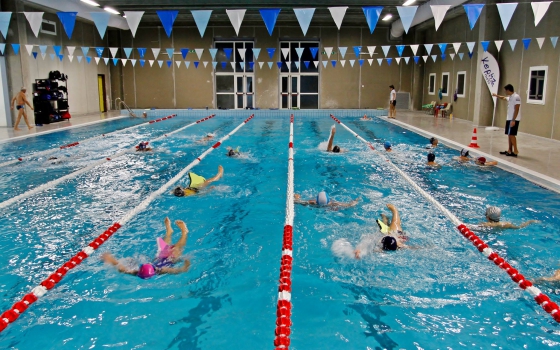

left=115, top=97, right=137, bottom=118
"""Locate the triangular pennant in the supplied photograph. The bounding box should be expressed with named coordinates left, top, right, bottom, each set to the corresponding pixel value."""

left=175, top=60, right=181, bottom=68
left=226, top=9, right=246, bottom=36
left=277, top=61, right=283, bottom=69
left=362, top=6, right=383, bottom=34
left=304, top=61, right=310, bottom=68
left=468, top=52, right=474, bottom=59
left=237, top=48, right=246, bottom=60
left=396, top=45, right=405, bottom=57
left=328, top=6, right=347, bottom=30
left=258, top=61, right=264, bottom=69
left=95, top=57, right=100, bottom=65
left=395, top=58, right=400, bottom=65
left=495, top=40, right=503, bottom=52
left=131, top=59, right=137, bottom=67
left=203, top=61, right=208, bottom=68
left=381, top=46, right=390, bottom=57
left=422, top=55, right=428, bottom=63
left=322, top=61, right=328, bottom=68
left=152, top=48, right=160, bottom=59
left=440, top=54, right=446, bottom=61
left=81, top=46, right=89, bottom=56
left=58, top=55, right=64, bottom=62
left=224, top=48, right=233, bottom=60
left=103, top=57, right=109, bottom=65
left=86, top=56, right=91, bottom=64
left=413, top=56, right=419, bottom=64
left=353, top=46, right=362, bottom=58
left=281, top=48, right=290, bottom=60
left=112, top=58, right=118, bottom=66
left=531, top=1, right=551, bottom=26
left=50, top=54, right=55, bottom=60
left=24, top=12, right=43, bottom=38
left=496, top=3, right=518, bottom=31
left=252, top=48, right=261, bottom=60
left=339, top=47, right=347, bottom=59
left=438, top=43, right=447, bottom=54
left=404, top=57, right=410, bottom=64
left=340, top=60, right=346, bottom=67
left=431, top=55, right=437, bottom=62
left=109, top=47, right=118, bottom=58
left=450, top=53, right=455, bottom=60
left=409, top=45, right=419, bottom=56
left=466, top=42, right=475, bottom=53
left=430, top=5, right=451, bottom=31
left=537, top=37, right=545, bottom=49
left=180, top=48, right=189, bottom=59
left=57, top=12, right=78, bottom=39
left=260, top=9, right=281, bottom=36
left=121, top=58, right=127, bottom=66
left=122, top=48, right=132, bottom=59
left=294, top=61, right=300, bottom=69
left=325, top=47, right=333, bottom=57
left=90, top=12, right=110, bottom=39
left=424, top=44, right=433, bottom=55
left=551, top=37, right=558, bottom=48
left=463, top=4, right=484, bottom=30
left=67, top=46, right=76, bottom=56
left=53, top=45, right=62, bottom=56
left=32, top=52, right=38, bottom=59
left=0, top=12, right=11, bottom=39
left=194, top=61, right=200, bottom=68
left=209, top=48, right=218, bottom=60
left=458, top=53, right=464, bottom=60
left=368, top=58, right=373, bottom=66
left=185, top=61, right=191, bottom=68
left=268, top=62, right=273, bottom=69
left=220, top=62, right=225, bottom=69
left=295, top=47, right=304, bottom=59
left=377, top=58, right=383, bottom=66
left=358, top=59, right=364, bottom=66
left=158, top=60, right=163, bottom=68
left=387, top=58, right=392, bottom=65
left=452, top=43, right=461, bottom=54
left=137, top=48, right=146, bottom=58
left=247, top=61, right=253, bottom=70
left=213, top=61, right=218, bottom=69
left=309, top=47, right=318, bottom=59
left=508, top=39, right=517, bottom=51
left=149, top=60, right=154, bottom=67
left=157, top=10, right=179, bottom=37
left=286, top=61, right=291, bottom=67
left=124, top=11, right=144, bottom=37
left=522, top=38, right=531, bottom=50
left=367, top=46, right=376, bottom=57
left=331, top=60, right=337, bottom=67
left=294, top=8, right=315, bottom=36
left=95, top=47, right=104, bottom=57
left=481, top=41, right=490, bottom=52
left=397, top=6, right=418, bottom=34
left=25, top=45, right=34, bottom=55
left=166, top=48, right=174, bottom=59
left=267, top=48, right=275, bottom=59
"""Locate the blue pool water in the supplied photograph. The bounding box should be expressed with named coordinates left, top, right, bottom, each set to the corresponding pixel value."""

left=0, top=114, right=560, bottom=349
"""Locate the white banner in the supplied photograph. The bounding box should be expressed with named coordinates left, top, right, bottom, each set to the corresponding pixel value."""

left=495, top=40, right=503, bottom=52
left=480, top=51, right=500, bottom=126
left=409, top=44, right=418, bottom=56
left=24, top=12, right=44, bottom=38
left=328, top=7, right=347, bottom=30
left=226, top=9, right=246, bottom=36
left=531, top=1, right=551, bottom=26
left=452, top=43, right=461, bottom=54
left=124, top=11, right=144, bottom=37
left=431, top=5, right=451, bottom=31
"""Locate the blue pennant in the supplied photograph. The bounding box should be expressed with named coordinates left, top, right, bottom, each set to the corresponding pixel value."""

left=276, top=61, right=282, bottom=69
left=212, top=62, right=218, bottom=69
left=113, top=58, right=118, bottom=66
left=441, top=54, right=446, bottom=61
left=49, top=54, right=55, bottom=60
left=180, top=48, right=189, bottom=59
left=267, top=48, right=276, bottom=59
left=463, top=4, right=484, bottom=30
left=387, top=58, right=392, bottom=65
left=124, top=48, right=133, bottom=59
left=0, top=43, right=5, bottom=55
left=53, top=45, right=62, bottom=56
left=81, top=47, right=89, bottom=56
left=248, top=61, right=254, bottom=70
left=331, top=60, right=337, bottom=67
left=522, top=38, right=531, bottom=50
left=468, top=52, right=474, bottom=59
left=32, top=52, right=37, bottom=59
left=221, top=62, right=227, bottom=69
left=167, top=60, right=172, bottom=68
left=239, top=62, right=245, bottom=70
left=137, top=48, right=146, bottom=58
left=414, top=56, right=419, bottom=64
left=139, top=59, right=145, bottom=67
left=12, top=44, right=20, bottom=55
left=57, top=12, right=78, bottom=39
left=481, top=41, right=490, bottom=52
left=224, top=48, right=233, bottom=60
left=359, top=59, right=364, bottom=66
left=58, top=55, right=64, bottom=61
left=86, top=56, right=91, bottom=64
left=260, top=9, right=281, bottom=36
left=194, top=61, right=199, bottom=68
left=209, top=48, right=218, bottom=60
left=304, top=61, right=310, bottom=69
left=396, top=45, right=405, bottom=57
left=353, top=46, right=362, bottom=58
left=157, top=10, right=179, bottom=38
left=309, top=47, right=319, bottom=59
left=438, top=43, right=447, bottom=54
left=96, top=47, right=104, bottom=57
left=166, top=48, right=174, bottom=59
left=362, top=6, right=383, bottom=34
left=90, top=12, right=110, bottom=39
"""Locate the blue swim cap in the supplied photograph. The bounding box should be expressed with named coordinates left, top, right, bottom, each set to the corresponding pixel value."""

left=384, top=141, right=391, bottom=149
left=316, top=191, right=330, bottom=206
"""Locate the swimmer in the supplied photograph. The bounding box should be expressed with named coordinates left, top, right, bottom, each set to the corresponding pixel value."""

left=471, top=206, right=539, bottom=230
left=11, top=87, right=34, bottom=130
left=136, top=141, right=152, bottom=152
left=474, top=157, right=498, bottom=167
left=427, top=153, right=440, bottom=167
left=142, top=111, right=148, bottom=118
left=101, top=218, right=191, bottom=278
left=427, top=137, right=438, bottom=149
left=540, top=270, right=560, bottom=282
left=326, top=125, right=344, bottom=153
left=226, top=146, right=241, bottom=157
left=362, top=114, right=372, bottom=121
left=294, top=191, right=360, bottom=208
left=457, top=148, right=470, bottom=162
left=173, top=165, right=223, bottom=197
left=384, top=141, right=393, bottom=152
left=354, top=203, right=407, bottom=259
left=198, top=133, right=215, bottom=143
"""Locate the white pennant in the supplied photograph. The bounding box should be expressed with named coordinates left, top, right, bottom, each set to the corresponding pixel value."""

left=531, top=1, right=551, bottom=26
left=466, top=42, right=475, bottom=53
left=176, top=60, right=181, bottom=68
left=537, top=37, right=545, bottom=49
left=152, top=48, right=160, bottom=59
left=203, top=61, right=208, bottom=68
left=25, top=44, right=34, bottom=55
left=452, top=43, right=461, bottom=54
left=149, top=60, right=154, bottom=67
left=185, top=61, right=191, bottom=68
left=404, top=57, right=410, bottom=64
left=422, top=55, right=428, bottom=63
left=340, top=60, right=346, bottom=67
left=395, top=57, right=401, bottom=65
left=281, top=48, right=290, bottom=59
left=195, top=48, right=204, bottom=60
left=508, top=39, right=517, bottom=51
left=450, top=53, right=455, bottom=60
left=325, top=47, right=333, bottom=57
left=430, top=5, right=451, bottom=31
left=409, top=44, right=419, bottom=56
left=313, top=61, right=318, bottom=68
left=67, top=55, right=72, bottom=62
left=367, top=58, right=373, bottom=66
left=328, top=6, right=347, bottom=30
left=377, top=58, right=383, bottom=66
left=497, top=3, right=518, bottom=31
left=226, top=9, right=246, bottom=36
left=495, top=40, right=503, bottom=52
left=158, top=60, right=163, bottom=68
left=322, top=61, right=328, bottom=68
left=24, top=12, right=44, bottom=38
left=268, top=62, right=273, bottom=69
left=103, top=58, right=109, bottom=65
left=131, top=59, right=137, bottom=67
left=349, top=59, right=355, bottom=67
left=237, top=48, right=246, bottom=61
left=431, top=55, right=437, bottom=62
left=94, top=57, right=100, bottom=65
left=424, top=44, right=433, bottom=55
left=339, top=47, right=347, bottom=59
left=121, top=59, right=127, bottom=66
left=41, top=53, right=46, bottom=60
left=259, top=61, right=264, bottom=69
left=124, top=11, right=144, bottom=37
left=67, top=46, right=76, bottom=56
left=381, top=46, right=390, bottom=57
left=230, top=62, right=236, bottom=70
left=109, top=47, right=118, bottom=58
left=367, top=46, right=376, bottom=57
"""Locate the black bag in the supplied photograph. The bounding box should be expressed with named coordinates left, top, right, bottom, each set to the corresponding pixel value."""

left=48, top=70, right=61, bottom=80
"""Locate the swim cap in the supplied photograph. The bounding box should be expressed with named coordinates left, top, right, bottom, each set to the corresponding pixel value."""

left=21, top=87, right=26, bottom=91
left=384, top=141, right=391, bottom=150
left=138, top=263, right=156, bottom=279
left=486, top=206, right=501, bottom=222
left=207, top=133, right=215, bottom=137
left=173, top=187, right=185, bottom=197
left=381, top=236, right=398, bottom=251
left=427, top=153, right=436, bottom=162
left=333, top=145, right=341, bottom=153
left=477, top=157, right=486, bottom=165
left=228, top=149, right=236, bottom=157
left=460, top=149, right=469, bottom=157
left=316, top=191, right=330, bottom=206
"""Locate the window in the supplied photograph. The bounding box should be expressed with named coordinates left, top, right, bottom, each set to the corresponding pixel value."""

left=527, top=66, right=547, bottom=104
left=41, top=19, right=57, bottom=36
left=428, top=73, right=436, bottom=95
left=456, top=71, right=466, bottom=98
left=441, top=72, right=449, bottom=96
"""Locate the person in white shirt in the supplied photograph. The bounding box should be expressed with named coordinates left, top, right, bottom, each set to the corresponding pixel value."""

left=389, top=85, right=397, bottom=119
left=493, top=84, right=521, bottom=157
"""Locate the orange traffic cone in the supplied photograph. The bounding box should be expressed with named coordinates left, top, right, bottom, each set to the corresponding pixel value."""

left=468, top=128, right=480, bottom=148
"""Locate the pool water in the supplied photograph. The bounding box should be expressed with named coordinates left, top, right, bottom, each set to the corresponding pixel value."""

left=0, top=114, right=559, bottom=349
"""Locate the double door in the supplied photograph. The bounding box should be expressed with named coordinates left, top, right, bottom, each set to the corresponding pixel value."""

left=281, top=75, right=299, bottom=109
left=280, top=74, right=319, bottom=109
left=216, top=74, right=254, bottom=109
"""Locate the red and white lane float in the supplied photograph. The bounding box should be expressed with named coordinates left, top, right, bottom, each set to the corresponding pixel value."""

left=274, top=114, right=295, bottom=349
left=0, top=114, right=254, bottom=333
left=0, top=114, right=178, bottom=169
left=329, top=113, right=560, bottom=324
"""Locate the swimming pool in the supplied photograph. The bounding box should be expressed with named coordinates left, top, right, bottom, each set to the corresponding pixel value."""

left=0, top=113, right=559, bottom=349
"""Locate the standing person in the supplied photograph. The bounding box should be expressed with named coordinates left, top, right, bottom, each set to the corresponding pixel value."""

left=493, top=84, right=521, bottom=157
left=389, top=85, right=397, bottom=119
left=10, top=87, right=34, bottom=130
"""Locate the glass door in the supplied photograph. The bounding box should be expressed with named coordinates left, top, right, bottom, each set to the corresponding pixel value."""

left=281, top=75, right=300, bottom=109
left=214, top=41, right=255, bottom=109
left=236, top=75, right=254, bottom=109
left=279, top=41, right=319, bottom=109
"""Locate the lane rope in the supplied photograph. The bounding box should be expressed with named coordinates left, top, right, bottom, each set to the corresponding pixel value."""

left=0, top=114, right=254, bottom=333
left=0, top=115, right=178, bottom=169
left=274, top=114, right=294, bottom=349
left=0, top=114, right=215, bottom=211
left=330, top=114, right=560, bottom=323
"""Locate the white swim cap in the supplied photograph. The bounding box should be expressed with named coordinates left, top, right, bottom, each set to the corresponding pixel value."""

left=317, top=191, right=330, bottom=206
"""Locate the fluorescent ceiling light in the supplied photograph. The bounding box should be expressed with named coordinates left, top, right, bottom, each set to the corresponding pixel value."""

left=104, top=7, right=120, bottom=15
left=81, top=0, right=100, bottom=6
left=382, top=14, right=393, bottom=21
left=403, top=0, right=416, bottom=6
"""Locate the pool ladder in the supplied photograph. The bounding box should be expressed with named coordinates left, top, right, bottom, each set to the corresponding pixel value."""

left=115, top=97, right=137, bottom=118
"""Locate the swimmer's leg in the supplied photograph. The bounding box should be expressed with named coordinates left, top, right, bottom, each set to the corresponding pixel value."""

left=200, top=165, right=223, bottom=188
left=387, top=203, right=402, bottom=232
left=163, top=217, right=173, bottom=245
left=171, top=220, right=189, bottom=257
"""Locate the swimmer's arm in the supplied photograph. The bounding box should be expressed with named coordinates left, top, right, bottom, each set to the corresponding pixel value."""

left=331, top=197, right=361, bottom=208
left=101, top=253, right=138, bottom=275
left=160, top=260, right=191, bottom=274
left=327, top=127, right=335, bottom=152
left=518, top=220, right=539, bottom=228
left=24, top=95, right=33, bottom=108
left=294, top=198, right=316, bottom=205
left=10, top=96, right=16, bottom=108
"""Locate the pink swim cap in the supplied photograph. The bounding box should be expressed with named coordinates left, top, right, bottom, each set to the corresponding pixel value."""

left=138, top=263, right=156, bottom=279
